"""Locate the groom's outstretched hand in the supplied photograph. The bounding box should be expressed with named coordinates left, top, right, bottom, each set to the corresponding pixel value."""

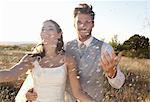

left=26, top=88, right=38, bottom=101
left=100, top=51, right=123, bottom=78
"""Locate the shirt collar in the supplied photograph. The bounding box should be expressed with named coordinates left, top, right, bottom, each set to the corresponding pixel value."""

left=77, top=36, right=93, bottom=47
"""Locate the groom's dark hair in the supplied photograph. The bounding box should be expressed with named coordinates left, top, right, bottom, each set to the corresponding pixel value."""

left=74, top=3, right=95, bottom=21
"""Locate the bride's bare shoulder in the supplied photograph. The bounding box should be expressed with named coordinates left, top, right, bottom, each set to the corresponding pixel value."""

left=65, top=54, right=76, bottom=69
left=20, top=54, right=36, bottom=63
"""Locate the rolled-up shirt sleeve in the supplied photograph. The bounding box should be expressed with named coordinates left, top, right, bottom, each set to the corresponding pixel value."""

left=107, top=65, right=125, bottom=89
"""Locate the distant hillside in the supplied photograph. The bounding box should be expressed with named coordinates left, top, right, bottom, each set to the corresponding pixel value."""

left=0, top=41, right=36, bottom=46
left=0, top=42, right=36, bottom=51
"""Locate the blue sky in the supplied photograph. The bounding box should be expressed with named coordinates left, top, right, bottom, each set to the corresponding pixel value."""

left=0, top=0, right=149, bottom=43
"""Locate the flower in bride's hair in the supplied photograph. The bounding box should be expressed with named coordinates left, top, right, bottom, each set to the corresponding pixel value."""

left=32, top=43, right=44, bottom=54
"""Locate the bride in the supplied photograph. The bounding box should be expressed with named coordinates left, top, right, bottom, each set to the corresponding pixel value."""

left=0, top=20, right=96, bottom=102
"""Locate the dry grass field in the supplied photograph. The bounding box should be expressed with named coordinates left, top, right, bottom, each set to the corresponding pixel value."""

left=103, top=57, right=150, bottom=102
left=0, top=45, right=150, bottom=102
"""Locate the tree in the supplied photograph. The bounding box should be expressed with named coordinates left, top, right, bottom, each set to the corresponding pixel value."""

left=122, top=34, right=149, bottom=58
left=109, top=34, right=124, bottom=54
left=109, top=35, right=119, bottom=52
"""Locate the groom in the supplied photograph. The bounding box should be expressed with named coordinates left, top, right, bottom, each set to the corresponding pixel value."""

left=23, top=3, right=125, bottom=102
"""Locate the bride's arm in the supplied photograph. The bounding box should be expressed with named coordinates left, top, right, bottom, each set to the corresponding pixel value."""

left=0, top=54, right=35, bottom=83
left=66, top=55, right=97, bottom=102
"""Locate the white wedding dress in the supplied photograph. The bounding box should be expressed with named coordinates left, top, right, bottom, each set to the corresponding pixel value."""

left=15, top=60, right=67, bottom=102
left=32, top=60, right=67, bottom=102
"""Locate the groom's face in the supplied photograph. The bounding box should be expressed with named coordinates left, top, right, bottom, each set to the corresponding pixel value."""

left=74, top=13, right=94, bottom=41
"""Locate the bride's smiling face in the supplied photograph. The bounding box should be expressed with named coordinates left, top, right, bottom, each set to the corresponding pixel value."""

left=40, top=21, right=61, bottom=46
